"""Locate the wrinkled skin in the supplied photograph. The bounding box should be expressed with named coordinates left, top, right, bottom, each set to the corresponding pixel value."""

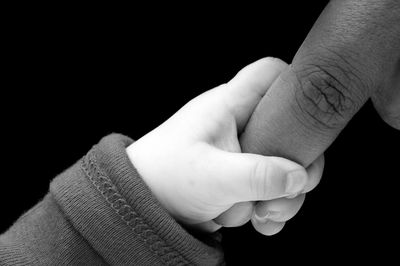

left=231, top=0, right=399, bottom=234
left=241, top=0, right=400, bottom=162
left=242, top=0, right=399, bottom=163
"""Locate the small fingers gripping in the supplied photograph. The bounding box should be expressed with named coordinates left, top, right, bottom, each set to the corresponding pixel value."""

left=213, top=202, right=254, bottom=227
left=251, top=155, right=324, bottom=236
left=207, top=151, right=323, bottom=232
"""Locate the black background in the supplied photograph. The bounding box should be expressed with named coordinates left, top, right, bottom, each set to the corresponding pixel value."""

left=2, top=2, right=399, bottom=265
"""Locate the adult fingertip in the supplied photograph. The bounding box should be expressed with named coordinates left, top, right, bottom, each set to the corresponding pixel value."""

left=285, top=168, right=308, bottom=196
left=303, top=154, right=325, bottom=193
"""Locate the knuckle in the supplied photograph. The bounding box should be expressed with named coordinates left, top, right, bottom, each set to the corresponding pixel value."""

left=262, top=56, right=289, bottom=68
left=249, top=159, right=270, bottom=199
left=291, top=55, right=367, bottom=131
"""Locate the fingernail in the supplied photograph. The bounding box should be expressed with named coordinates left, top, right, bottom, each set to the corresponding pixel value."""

left=286, top=169, right=307, bottom=195
left=254, top=210, right=280, bottom=222
left=286, top=192, right=299, bottom=199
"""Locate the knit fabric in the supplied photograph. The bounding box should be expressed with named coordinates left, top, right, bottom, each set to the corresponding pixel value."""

left=0, top=134, right=224, bottom=265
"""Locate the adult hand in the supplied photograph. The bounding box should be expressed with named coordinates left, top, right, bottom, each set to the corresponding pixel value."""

left=238, top=0, right=399, bottom=234
left=127, top=58, right=324, bottom=233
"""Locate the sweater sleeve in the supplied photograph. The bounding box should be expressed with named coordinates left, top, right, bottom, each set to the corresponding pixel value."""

left=0, top=134, right=225, bottom=265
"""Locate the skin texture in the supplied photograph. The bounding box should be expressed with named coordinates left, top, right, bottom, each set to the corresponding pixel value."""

left=129, top=0, right=398, bottom=236
left=242, top=0, right=400, bottom=164
left=237, top=0, right=400, bottom=234
left=127, top=58, right=324, bottom=234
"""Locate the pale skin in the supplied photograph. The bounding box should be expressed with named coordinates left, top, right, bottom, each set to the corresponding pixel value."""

left=127, top=58, right=324, bottom=235
left=223, top=0, right=399, bottom=235
left=129, top=0, right=399, bottom=236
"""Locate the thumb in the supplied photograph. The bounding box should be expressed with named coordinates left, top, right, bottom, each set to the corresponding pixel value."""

left=204, top=146, right=308, bottom=203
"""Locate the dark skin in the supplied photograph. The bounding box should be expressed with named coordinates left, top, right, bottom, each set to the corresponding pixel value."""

left=215, top=0, right=399, bottom=234
left=242, top=0, right=399, bottom=166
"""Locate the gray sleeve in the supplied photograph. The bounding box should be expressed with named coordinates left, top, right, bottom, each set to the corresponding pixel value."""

left=0, top=134, right=224, bottom=265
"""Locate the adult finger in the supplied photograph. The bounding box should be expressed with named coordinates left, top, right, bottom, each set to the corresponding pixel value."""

left=303, top=154, right=325, bottom=193
left=213, top=58, right=288, bottom=227
left=241, top=0, right=400, bottom=167
left=372, top=69, right=400, bottom=130
left=224, top=57, right=288, bottom=132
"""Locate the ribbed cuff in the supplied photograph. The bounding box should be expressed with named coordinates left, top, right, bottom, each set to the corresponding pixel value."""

left=50, top=133, right=223, bottom=265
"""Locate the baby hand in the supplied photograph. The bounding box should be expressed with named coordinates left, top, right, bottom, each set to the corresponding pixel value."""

left=127, top=58, right=324, bottom=234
